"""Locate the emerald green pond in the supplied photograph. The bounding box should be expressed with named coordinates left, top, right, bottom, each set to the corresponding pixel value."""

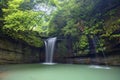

left=0, top=64, right=120, bottom=80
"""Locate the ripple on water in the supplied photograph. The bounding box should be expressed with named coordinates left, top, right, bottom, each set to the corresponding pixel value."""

left=89, top=65, right=111, bottom=69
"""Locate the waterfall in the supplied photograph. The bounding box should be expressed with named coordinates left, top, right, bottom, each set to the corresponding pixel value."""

left=43, top=37, right=57, bottom=64
left=88, top=35, right=110, bottom=69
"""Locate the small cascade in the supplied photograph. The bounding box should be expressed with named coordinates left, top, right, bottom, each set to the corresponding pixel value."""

left=95, top=36, right=108, bottom=65
left=43, top=37, right=57, bottom=65
left=89, top=35, right=111, bottom=69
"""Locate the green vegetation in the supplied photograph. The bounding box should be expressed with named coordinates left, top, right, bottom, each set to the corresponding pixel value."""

left=0, top=0, right=120, bottom=55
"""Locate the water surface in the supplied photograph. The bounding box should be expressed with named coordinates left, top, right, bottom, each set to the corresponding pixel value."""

left=0, top=64, right=120, bottom=80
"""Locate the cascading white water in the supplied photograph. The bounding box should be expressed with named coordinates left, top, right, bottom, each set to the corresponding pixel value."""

left=43, top=37, right=57, bottom=65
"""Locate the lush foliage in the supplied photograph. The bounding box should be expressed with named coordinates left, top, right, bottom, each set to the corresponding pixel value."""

left=0, top=0, right=120, bottom=54
left=1, top=0, right=56, bottom=47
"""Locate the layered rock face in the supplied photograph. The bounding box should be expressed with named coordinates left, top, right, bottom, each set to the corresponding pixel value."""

left=0, top=37, right=40, bottom=64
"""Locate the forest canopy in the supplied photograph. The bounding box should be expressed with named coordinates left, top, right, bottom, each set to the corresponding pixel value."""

left=0, top=0, right=120, bottom=55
